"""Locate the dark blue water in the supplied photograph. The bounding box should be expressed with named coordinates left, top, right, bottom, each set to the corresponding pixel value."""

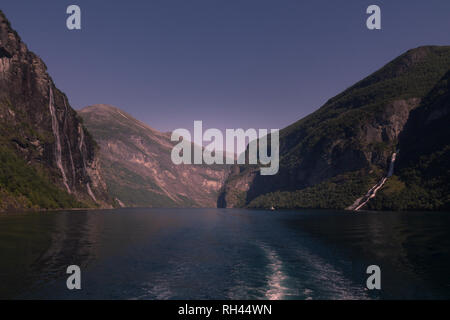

left=1, top=208, right=450, bottom=300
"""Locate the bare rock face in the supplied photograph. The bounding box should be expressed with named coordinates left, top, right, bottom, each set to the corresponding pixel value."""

left=217, top=166, right=258, bottom=208
left=0, top=11, right=111, bottom=208
left=79, top=104, right=230, bottom=208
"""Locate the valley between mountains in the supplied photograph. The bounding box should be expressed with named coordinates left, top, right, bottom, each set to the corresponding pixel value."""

left=1, top=10, right=449, bottom=212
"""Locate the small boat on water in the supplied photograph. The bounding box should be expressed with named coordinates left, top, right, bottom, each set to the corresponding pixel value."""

left=270, top=206, right=275, bottom=211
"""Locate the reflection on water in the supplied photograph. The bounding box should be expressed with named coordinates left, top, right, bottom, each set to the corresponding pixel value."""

left=0, top=208, right=449, bottom=299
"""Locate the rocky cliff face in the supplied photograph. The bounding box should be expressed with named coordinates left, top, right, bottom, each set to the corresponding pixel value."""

left=0, top=11, right=110, bottom=209
left=219, top=46, right=450, bottom=210
left=79, top=104, right=230, bottom=208
left=367, top=69, right=450, bottom=210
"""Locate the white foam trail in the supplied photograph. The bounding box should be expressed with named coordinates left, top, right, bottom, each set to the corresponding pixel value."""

left=259, top=244, right=289, bottom=300
left=48, top=85, right=71, bottom=194
left=293, top=247, right=369, bottom=300
left=259, top=241, right=369, bottom=300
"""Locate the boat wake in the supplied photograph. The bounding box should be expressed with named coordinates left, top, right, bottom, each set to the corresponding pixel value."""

left=257, top=242, right=369, bottom=300
left=260, top=244, right=290, bottom=300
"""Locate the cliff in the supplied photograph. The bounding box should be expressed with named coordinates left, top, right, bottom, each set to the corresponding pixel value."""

left=367, top=69, right=450, bottom=210
left=0, top=10, right=111, bottom=210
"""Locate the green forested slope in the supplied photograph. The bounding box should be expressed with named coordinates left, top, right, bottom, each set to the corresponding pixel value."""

left=220, top=46, right=450, bottom=210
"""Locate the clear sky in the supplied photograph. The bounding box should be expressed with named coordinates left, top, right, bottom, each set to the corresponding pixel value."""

left=1, top=0, right=449, bottom=134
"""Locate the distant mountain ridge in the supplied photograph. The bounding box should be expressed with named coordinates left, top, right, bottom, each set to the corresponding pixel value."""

left=79, top=104, right=230, bottom=208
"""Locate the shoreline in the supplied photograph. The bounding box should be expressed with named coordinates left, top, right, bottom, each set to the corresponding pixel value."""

left=1, top=206, right=448, bottom=215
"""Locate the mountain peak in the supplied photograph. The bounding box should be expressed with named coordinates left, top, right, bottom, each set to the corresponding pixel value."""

left=392, top=45, right=441, bottom=72
left=385, top=45, right=450, bottom=74
left=81, top=104, right=127, bottom=115
left=0, top=10, right=24, bottom=55
left=80, top=104, right=160, bottom=135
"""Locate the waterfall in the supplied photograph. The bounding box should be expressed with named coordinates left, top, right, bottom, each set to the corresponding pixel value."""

left=86, top=183, right=97, bottom=203
left=77, top=123, right=87, bottom=172
left=78, top=123, right=97, bottom=203
left=347, top=150, right=399, bottom=211
left=387, top=151, right=397, bottom=177
left=115, top=198, right=125, bottom=208
left=63, top=97, right=76, bottom=186
left=353, top=177, right=387, bottom=211
left=48, top=85, right=71, bottom=194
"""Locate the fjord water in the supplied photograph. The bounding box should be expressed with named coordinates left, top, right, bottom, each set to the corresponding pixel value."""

left=1, top=209, right=450, bottom=300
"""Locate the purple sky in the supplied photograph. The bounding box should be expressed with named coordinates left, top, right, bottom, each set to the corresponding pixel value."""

left=1, top=0, right=449, bottom=134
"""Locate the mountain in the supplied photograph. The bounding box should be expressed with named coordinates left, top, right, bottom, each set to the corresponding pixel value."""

left=2, top=7, right=448, bottom=212
left=0, top=10, right=111, bottom=210
left=219, top=46, right=450, bottom=210
left=78, top=104, right=230, bottom=208
left=367, top=69, right=450, bottom=210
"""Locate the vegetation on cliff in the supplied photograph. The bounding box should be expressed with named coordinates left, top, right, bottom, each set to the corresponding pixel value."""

left=0, top=147, right=82, bottom=210
left=367, top=70, right=450, bottom=210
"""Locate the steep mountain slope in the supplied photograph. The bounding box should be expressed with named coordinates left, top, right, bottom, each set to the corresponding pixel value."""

left=79, top=105, right=230, bottom=207
left=367, top=69, right=450, bottom=210
left=0, top=10, right=110, bottom=210
left=219, top=46, right=450, bottom=210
